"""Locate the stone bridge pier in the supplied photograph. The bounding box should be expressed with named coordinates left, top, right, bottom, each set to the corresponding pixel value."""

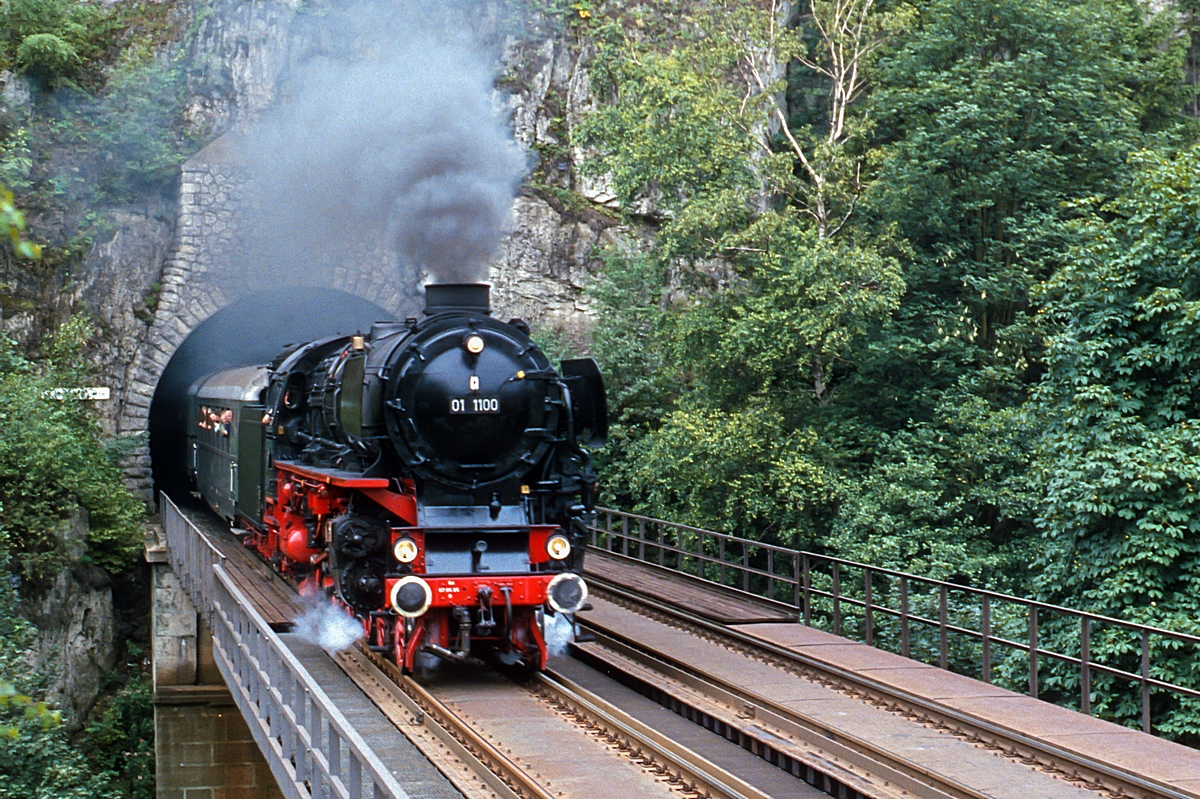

left=147, top=524, right=284, bottom=799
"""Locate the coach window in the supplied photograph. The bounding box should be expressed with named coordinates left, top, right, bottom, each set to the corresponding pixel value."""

left=198, top=404, right=233, bottom=452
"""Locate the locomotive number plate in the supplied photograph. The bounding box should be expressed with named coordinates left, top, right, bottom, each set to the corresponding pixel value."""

left=450, top=397, right=501, bottom=414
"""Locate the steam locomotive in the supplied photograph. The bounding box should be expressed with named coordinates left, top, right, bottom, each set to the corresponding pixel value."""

left=187, top=283, right=605, bottom=672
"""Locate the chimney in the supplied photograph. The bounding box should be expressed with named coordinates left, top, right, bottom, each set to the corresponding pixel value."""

left=423, top=283, right=491, bottom=316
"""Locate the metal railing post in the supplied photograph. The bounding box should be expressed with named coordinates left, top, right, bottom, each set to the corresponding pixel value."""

left=939, top=585, right=948, bottom=670
left=1081, top=618, right=1091, bottom=715
left=719, top=538, right=726, bottom=585
left=981, top=596, right=991, bottom=684
left=163, top=497, right=413, bottom=799
left=678, top=526, right=685, bottom=572
left=586, top=507, right=1200, bottom=741
left=832, top=563, right=841, bottom=637
left=1029, top=607, right=1039, bottom=698
left=864, top=569, right=873, bottom=647
left=793, top=553, right=800, bottom=609
left=801, top=555, right=811, bottom=626
left=1142, top=629, right=1152, bottom=733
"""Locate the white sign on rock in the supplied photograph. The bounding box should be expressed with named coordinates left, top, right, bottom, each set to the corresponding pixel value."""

left=42, top=387, right=112, bottom=401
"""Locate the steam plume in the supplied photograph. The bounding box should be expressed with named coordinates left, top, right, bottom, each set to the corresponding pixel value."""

left=238, top=1, right=526, bottom=284
left=293, top=600, right=365, bottom=653
left=544, top=612, right=575, bottom=658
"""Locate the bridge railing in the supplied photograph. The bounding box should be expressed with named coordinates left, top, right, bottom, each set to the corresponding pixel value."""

left=590, top=507, right=1200, bottom=736
left=162, top=495, right=410, bottom=799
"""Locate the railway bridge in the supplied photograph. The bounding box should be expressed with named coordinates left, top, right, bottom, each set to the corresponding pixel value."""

left=149, top=497, right=1200, bottom=799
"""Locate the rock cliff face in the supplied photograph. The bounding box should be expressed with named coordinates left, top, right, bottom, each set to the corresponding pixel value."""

left=20, top=509, right=117, bottom=730
left=27, top=565, right=117, bottom=730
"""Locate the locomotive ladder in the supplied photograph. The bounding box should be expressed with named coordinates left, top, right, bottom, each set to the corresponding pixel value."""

left=161, top=494, right=413, bottom=799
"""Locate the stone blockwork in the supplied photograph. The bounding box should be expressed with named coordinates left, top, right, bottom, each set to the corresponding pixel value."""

left=156, top=703, right=284, bottom=799
left=4, top=1, right=623, bottom=503
left=0, top=0, right=627, bottom=756
left=110, top=3, right=623, bottom=502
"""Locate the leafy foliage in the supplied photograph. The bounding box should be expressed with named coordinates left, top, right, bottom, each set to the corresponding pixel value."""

left=80, top=663, right=154, bottom=799
left=15, top=33, right=80, bottom=84
left=89, top=47, right=192, bottom=199
left=584, top=0, right=1195, bottom=608
left=1029, top=147, right=1200, bottom=737
left=0, top=319, right=145, bottom=582
left=0, top=0, right=107, bottom=87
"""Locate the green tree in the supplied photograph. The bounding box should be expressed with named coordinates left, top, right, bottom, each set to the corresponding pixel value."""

left=582, top=2, right=905, bottom=544
left=1029, top=146, right=1200, bottom=737
left=91, top=47, right=191, bottom=199
left=866, top=0, right=1187, bottom=420
left=80, top=665, right=154, bottom=799
left=825, top=0, right=1190, bottom=575
left=0, top=0, right=105, bottom=87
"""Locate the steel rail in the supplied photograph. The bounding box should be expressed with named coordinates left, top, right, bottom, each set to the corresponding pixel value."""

left=585, top=579, right=1194, bottom=799
left=358, top=647, right=558, bottom=799
left=573, top=623, right=976, bottom=799
left=356, top=645, right=779, bottom=799
left=590, top=508, right=1200, bottom=732
left=349, top=641, right=785, bottom=799
left=536, top=668, right=776, bottom=799
left=338, top=647, right=528, bottom=799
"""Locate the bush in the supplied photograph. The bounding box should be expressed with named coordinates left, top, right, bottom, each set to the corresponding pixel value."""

left=15, top=32, right=80, bottom=85
left=81, top=663, right=154, bottom=799
left=0, top=318, right=144, bottom=582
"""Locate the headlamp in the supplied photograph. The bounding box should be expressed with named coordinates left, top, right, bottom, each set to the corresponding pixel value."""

left=393, top=537, right=419, bottom=564
left=546, top=534, right=571, bottom=561
left=546, top=573, right=587, bottom=614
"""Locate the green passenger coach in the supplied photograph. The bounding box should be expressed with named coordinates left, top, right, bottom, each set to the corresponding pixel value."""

left=187, top=366, right=269, bottom=524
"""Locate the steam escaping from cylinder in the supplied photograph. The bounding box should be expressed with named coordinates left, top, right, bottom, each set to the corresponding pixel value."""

left=544, top=612, right=575, bottom=659
left=293, top=601, right=365, bottom=653
left=237, top=0, right=526, bottom=285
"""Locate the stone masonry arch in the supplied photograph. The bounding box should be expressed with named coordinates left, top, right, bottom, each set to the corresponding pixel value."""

left=118, top=134, right=423, bottom=503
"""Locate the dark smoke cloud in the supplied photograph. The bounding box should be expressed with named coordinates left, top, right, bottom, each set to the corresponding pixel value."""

left=238, top=1, right=526, bottom=285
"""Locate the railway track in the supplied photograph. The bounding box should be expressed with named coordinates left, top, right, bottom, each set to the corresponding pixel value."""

left=582, top=579, right=1180, bottom=799
left=178, top=501, right=1163, bottom=799
left=181, top=502, right=794, bottom=799
left=335, top=644, right=787, bottom=799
